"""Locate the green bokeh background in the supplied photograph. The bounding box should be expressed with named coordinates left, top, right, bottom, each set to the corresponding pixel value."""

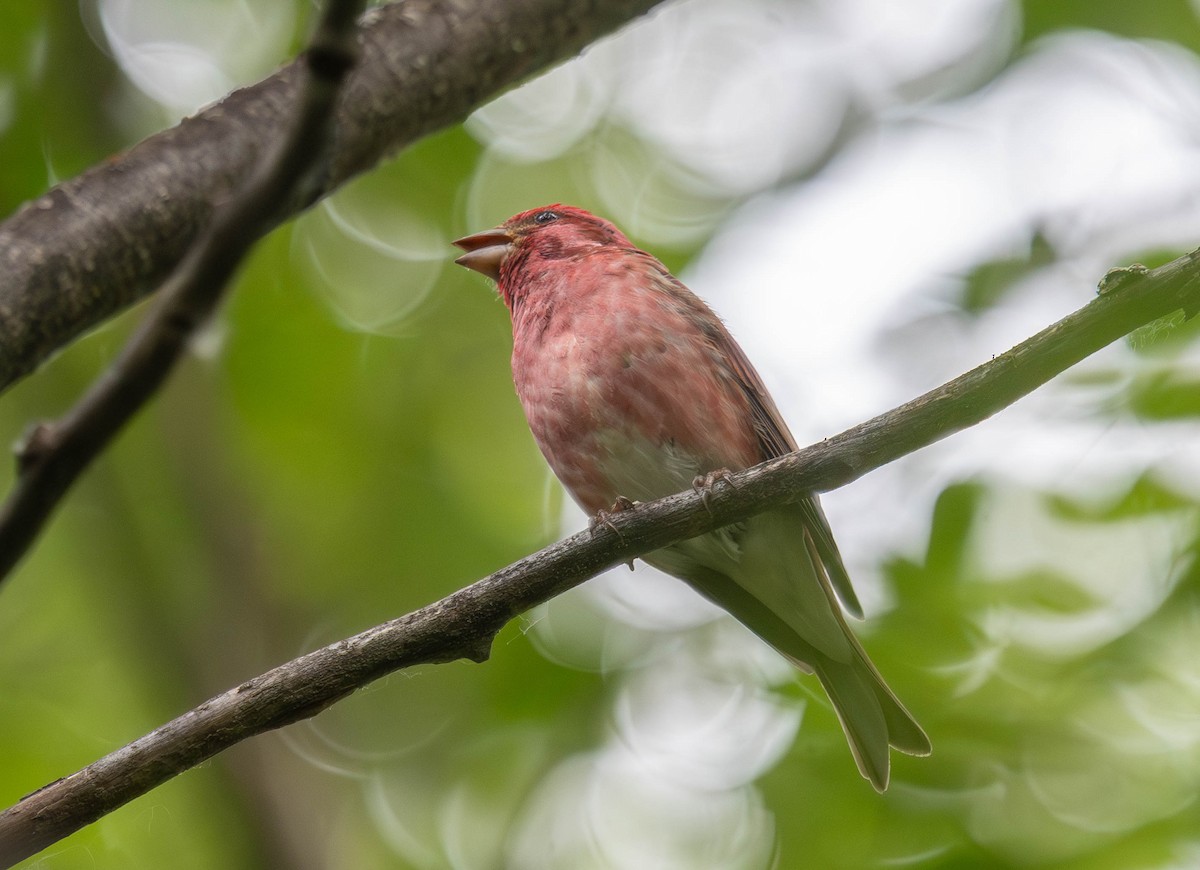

left=2, top=2, right=1200, bottom=868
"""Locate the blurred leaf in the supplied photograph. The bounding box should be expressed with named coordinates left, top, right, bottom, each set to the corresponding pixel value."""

left=990, top=568, right=1104, bottom=612
left=959, top=230, right=1056, bottom=314
left=1022, top=0, right=1200, bottom=51
left=926, top=482, right=985, bottom=582
left=1125, top=370, right=1200, bottom=419
left=1047, top=475, right=1197, bottom=520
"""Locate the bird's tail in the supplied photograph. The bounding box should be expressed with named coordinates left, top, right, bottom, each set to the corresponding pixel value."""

left=795, top=519, right=930, bottom=791
left=808, top=645, right=930, bottom=793
left=684, top=553, right=931, bottom=792
left=659, top=510, right=930, bottom=791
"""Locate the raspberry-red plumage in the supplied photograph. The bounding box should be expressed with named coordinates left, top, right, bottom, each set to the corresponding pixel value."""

left=453, top=205, right=930, bottom=790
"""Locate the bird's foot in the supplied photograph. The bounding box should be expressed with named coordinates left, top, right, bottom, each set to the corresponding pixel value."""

left=693, top=468, right=738, bottom=513
left=589, top=496, right=637, bottom=569
left=589, top=495, right=636, bottom=539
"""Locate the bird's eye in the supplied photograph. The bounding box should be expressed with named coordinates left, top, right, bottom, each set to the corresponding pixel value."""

left=533, top=210, right=559, bottom=225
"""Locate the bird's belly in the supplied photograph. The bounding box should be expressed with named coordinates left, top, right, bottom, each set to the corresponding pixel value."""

left=522, top=391, right=702, bottom=515
left=569, top=426, right=745, bottom=575
left=591, top=428, right=704, bottom=505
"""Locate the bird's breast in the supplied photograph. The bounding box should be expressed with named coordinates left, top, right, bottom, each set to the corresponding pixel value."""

left=511, top=278, right=760, bottom=514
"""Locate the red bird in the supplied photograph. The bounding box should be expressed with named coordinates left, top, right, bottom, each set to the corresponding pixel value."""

left=454, top=205, right=929, bottom=791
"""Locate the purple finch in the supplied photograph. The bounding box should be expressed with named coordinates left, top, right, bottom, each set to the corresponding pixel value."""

left=454, top=205, right=929, bottom=791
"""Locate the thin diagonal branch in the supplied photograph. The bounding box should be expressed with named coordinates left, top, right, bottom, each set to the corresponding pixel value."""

left=1, top=251, right=1194, bottom=867
left=0, top=1, right=366, bottom=586
left=0, top=0, right=667, bottom=394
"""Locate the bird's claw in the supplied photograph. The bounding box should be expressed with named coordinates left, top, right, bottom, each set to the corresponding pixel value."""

left=693, top=468, right=738, bottom=513
left=589, top=496, right=636, bottom=539
left=589, top=496, right=637, bottom=569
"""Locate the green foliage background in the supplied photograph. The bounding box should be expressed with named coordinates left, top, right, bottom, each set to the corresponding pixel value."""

left=2, top=2, right=1200, bottom=868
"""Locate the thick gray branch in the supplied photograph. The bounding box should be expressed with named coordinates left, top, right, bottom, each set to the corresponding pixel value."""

left=0, top=251, right=1194, bottom=866
left=0, top=0, right=667, bottom=393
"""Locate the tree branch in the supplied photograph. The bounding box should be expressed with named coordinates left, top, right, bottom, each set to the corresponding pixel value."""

left=0, top=0, right=367, bottom=585
left=0, top=0, right=667, bottom=394
left=1, top=251, right=1195, bottom=866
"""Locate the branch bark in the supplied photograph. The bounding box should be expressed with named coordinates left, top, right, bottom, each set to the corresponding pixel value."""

left=1, top=251, right=1195, bottom=867
left=0, top=0, right=366, bottom=585
left=0, top=0, right=667, bottom=394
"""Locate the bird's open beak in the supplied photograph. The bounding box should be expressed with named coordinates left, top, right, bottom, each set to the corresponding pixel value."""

left=452, top=228, right=513, bottom=282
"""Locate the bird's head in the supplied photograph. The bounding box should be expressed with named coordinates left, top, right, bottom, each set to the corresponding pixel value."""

left=452, top=205, right=633, bottom=293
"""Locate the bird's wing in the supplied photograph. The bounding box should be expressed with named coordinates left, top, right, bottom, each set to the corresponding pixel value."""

left=683, top=283, right=864, bottom=620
